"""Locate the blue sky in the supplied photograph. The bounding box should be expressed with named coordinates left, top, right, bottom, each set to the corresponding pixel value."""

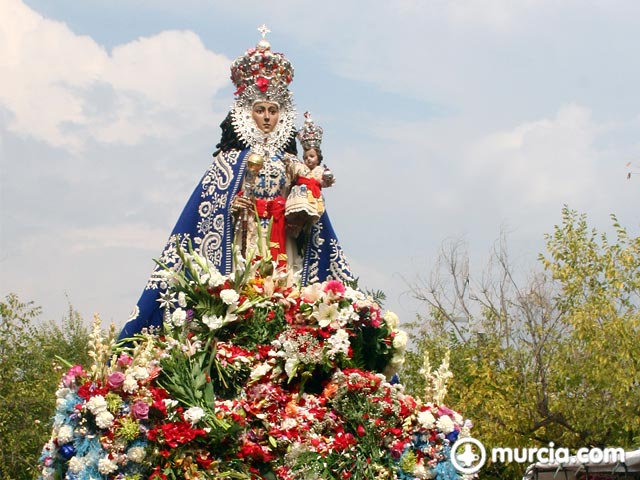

left=1, top=0, right=638, bottom=329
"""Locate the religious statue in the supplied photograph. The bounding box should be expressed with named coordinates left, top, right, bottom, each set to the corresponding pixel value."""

left=119, top=26, right=353, bottom=339
left=39, top=27, right=470, bottom=480
left=285, top=111, right=336, bottom=237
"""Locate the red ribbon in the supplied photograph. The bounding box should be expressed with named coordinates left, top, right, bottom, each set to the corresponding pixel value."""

left=296, top=176, right=322, bottom=198
left=254, top=196, right=287, bottom=265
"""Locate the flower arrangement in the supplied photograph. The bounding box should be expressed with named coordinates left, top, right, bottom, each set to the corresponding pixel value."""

left=39, top=245, right=472, bottom=480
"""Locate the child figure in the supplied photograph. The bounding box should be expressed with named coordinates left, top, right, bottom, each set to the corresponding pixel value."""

left=285, top=111, right=335, bottom=236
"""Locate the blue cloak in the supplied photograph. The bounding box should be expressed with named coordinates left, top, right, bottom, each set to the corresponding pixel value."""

left=119, top=148, right=353, bottom=339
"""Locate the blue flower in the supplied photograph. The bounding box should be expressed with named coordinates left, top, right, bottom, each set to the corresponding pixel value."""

left=59, top=443, right=76, bottom=460
left=446, top=430, right=459, bottom=443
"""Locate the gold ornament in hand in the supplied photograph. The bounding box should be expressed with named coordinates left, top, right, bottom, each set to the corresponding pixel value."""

left=247, top=153, right=265, bottom=173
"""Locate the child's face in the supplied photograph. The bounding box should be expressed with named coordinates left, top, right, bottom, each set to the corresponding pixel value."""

left=303, top=149, right=319, bottom=169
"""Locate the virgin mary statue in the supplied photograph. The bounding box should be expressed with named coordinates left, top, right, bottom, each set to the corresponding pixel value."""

left=119, top=27, right=353, bottom=339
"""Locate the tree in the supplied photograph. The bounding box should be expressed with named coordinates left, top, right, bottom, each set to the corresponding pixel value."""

left=540, top=207, right=640, bottom=447
left=0, top=294, right=91, bottom=480
left=404, top=207, right=640, bottom=479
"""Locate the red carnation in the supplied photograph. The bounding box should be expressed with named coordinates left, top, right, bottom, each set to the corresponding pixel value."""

left=150, top=466, right=167, bottom=480
left=77, top=381, right=108, bottom=400
left=195, top=450, right=214, bottom=469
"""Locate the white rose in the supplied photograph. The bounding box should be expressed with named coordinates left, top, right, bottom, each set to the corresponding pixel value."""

left=127, top=446, right=146, bottom=463
left=95, top=410, right=115, bottom=429
left=384, top=311, right=399, bottom=330
left=98, top=456, right=118, bottom=474
left=417, top=410, right=436, bottom=429
left=392, top=330, right=408, bottom=351
left=183, top=406, right=205, bottom=425
left=220, top=289, right=240, bottom=305
left=390, top=354, right=406, bottom=368
left=436, top=414, right=455, bottom=433
left=56, top=425, right=74, bottom=444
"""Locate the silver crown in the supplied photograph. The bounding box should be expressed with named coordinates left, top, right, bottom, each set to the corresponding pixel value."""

left=230, top=24, right=294, bottom=107
left=229, top=25, right=297, bottom=156
left=297, top=111, right=323, bottom=150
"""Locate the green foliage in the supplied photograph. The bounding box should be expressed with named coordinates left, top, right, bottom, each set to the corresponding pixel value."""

left=350, top=323, right=393, bottom=373
left=218, top=306, right=287, bottom=350
left=0, top=294, right=91, bottom=480
left=540, top=207, right=640, bottom=448
left=364, top=288, right=387, bottom=309
left=404, top=207, right=640, bottom=479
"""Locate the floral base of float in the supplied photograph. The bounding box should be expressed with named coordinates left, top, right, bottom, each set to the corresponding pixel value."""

left=38, top=239, right=474, bottom=480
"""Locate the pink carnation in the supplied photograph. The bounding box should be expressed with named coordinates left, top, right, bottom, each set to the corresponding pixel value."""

left=62, top=365, right=86, bottom=387
left=438, top=405, right=455, bottom=416
left=323, top=280, right=346, bottom=296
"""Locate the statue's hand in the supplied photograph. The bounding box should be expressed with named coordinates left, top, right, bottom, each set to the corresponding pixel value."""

left=231, top=195, right=254, bottom=216
left=321, top=168, right=336, bottom=188
left=282, top=152, right=297, bottom=167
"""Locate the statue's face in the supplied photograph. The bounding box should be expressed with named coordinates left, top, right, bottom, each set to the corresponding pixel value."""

left=303, top=149, right=320, bottom=170
left=251, top=102, right=280, bottom=133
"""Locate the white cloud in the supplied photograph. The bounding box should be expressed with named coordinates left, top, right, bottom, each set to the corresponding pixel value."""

left=2, top=0, right=639, bottom=332
left=62, top=224, right=169, bottom=253
left=0, top=0, right=231, bottom=151
left=466, top=104, right=598, bottom=205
